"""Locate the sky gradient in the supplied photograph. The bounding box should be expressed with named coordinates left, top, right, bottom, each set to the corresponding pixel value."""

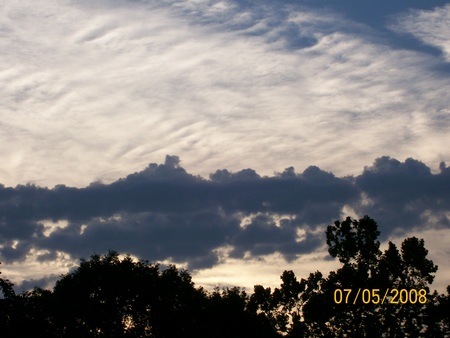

left=1, top=0, right=450, bottom=293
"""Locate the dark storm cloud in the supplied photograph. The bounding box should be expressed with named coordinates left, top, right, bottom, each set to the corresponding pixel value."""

left=0, top=155, right=449, bottom=270
left=353, top=156, right=450, bottom=236
left=15, top=274, right=60, bottom=294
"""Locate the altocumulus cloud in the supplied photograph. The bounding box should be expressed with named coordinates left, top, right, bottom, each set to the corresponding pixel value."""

left=1, top=156, right=449, bottom=275
left=1, top=0, right=450, bottom=188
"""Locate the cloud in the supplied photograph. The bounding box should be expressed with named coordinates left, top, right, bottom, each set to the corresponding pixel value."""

left=0, top=155, right=356, bottom=268
left=0, top=155, right=449, bottom=275
left=1, top=0, right=450, bottom=189
left=15, top=274, right=60, bottom=293
left=392, top=4, right=450, bottom=62
left=353, top=156, right=450, bottom=236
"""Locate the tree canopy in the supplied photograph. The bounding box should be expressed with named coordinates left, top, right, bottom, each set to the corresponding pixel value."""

left=1, top=216, right=449, bottom=337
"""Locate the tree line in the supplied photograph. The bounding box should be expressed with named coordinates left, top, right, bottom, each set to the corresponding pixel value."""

left=1, top=216, right=449, bottom=337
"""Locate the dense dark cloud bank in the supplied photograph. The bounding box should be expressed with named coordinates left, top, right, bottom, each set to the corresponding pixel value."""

left=1, top=155, right=449, bottom=273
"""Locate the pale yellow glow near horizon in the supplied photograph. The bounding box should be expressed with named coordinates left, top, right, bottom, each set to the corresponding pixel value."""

left=2, top=227, right=448, bottom=295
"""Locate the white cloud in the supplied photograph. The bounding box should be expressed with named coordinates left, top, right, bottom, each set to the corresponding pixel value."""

left=393, top=4, right=450, bottom=62
left=1, top=0, right=449, bottom=187
left=39, top=219, right=69, bottom=237
left=1, top=248, right=77, bottom=286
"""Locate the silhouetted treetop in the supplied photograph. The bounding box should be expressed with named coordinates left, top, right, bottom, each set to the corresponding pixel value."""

left=0, top=216, right=448, bottom=337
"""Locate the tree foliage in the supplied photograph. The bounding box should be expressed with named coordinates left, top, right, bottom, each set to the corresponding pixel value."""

left=251, top=216, right=447, bottom=337
left=0, top=216, right=449, bottom=337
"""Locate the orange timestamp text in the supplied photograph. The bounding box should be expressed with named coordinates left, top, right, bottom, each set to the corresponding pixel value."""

left=333, top=288, right=427, bottom=305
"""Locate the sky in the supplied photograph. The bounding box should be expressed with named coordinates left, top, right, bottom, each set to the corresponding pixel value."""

left=1, top=0, right=450, bottom=293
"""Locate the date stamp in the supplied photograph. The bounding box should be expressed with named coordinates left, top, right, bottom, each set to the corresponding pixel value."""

left=333, top=288, right=427, bottom=305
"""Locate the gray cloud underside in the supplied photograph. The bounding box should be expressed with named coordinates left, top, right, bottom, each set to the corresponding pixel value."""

left=1, top=155, right=449, bottom=270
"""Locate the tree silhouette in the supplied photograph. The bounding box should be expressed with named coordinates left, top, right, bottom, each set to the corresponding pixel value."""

left=5, top=251, right=278, bottom=337
left=0, top=216, right=449, bottom=337
left=50, top=251, right=207, bottom=337
left=251, top=216, right=446, bottom=337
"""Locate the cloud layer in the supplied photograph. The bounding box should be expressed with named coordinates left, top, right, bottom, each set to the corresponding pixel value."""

left=1, top=0, right=450, bottom=188
left=393, top=4, right=450, bottom=62
left=1, top=156, right=449, bottom=272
